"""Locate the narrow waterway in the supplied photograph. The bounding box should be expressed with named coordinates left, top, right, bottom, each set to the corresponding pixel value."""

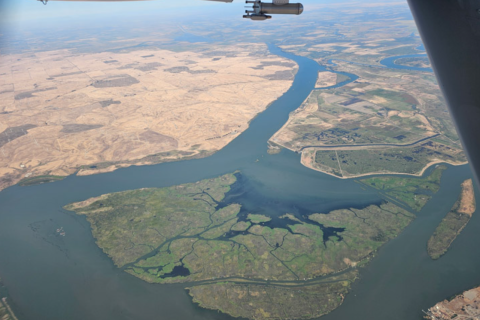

left=331, top=54, right=432, bottom=73
left=299, top=133, right=440, bottom=151
left=380, top=53, right=432, bottom=72
left=0, top=45, right=477, bottom=320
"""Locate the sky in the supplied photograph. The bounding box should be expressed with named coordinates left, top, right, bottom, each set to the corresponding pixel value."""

left=0, top=0, right=328, bottom=26
left=1, top=0, right=223, bottom=24
left=0, top=0, right=405, bottom=50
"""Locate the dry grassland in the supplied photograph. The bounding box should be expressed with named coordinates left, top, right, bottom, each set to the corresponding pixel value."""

left=315, top=71, right=337, bottom=88
left=0, top=43, right=296, bottom=190
left=459, top=179, right=476, bottom=216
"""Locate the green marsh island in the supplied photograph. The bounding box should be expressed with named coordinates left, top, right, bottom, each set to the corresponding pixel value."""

left=427, top=179, right=476, bottom=260
left=65, top=168, right=448, bottom=320
left=65, top=168, right=443, bottom=319
left=359, top=165, right=446, bottom=212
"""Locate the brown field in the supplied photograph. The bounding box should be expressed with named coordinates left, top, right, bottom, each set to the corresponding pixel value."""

left=315, top=71, right=337, bottom=88
left=0, top=43, right=296, bottom=190
left=425, top=287, right=480, bottom=320
left=459, top=179, right=476, bottom=216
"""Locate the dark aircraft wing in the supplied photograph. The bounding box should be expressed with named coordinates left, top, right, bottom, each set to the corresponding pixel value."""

left=407, top=0, right=480, bottom=185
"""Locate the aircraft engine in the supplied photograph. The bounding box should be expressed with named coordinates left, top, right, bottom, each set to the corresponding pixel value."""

left=243, top=0, right=303, bottom=20
left=256, top=3, right=303, bottom=14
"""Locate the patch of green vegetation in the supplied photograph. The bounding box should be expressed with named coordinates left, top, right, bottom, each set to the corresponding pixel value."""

left=66, top=173, right=416, bottom=319
left=65, top=173, right=238, bottom=267
left=336, top=73, right=351, bottom=84
left=267, top=142, right=282, bottom=155
left=388, top=116, right=428, bottom=134
left=280, top=213, right=302, bottom=223
left=366, top=88, right=417, bottom=110
left=267, top=148, right=282, bottom=155
left=309, top=202, right=415, bottom=269
left=359, top=165, right=446, bottom=211
left=313, top=151, right=342, bottom=177
left=430, top=116, right=460, bottom=143
left=292, top=120, right=418, bottom=146
left=380, top=46, right=419, bottom=56
left=70, top=190, right=412, bottom=282
left=190, top=144, right=202, bottom=150
left=428, top=210, right=470, bottom=260
left=288, top=92, right=434, bottom=148
left=427, top=180, right=475, bottom=259
left=202, top=216, right=238, bottom=239
left=315, top=144, right=465, bottom=178
left=395, top=57, right=431, bottom=68
left=247, top=214, right=272, bottom=224
left=188, top=270, right=358, bottom=320
left=18, top=175, right=66, bottom=187
left=232, top=221, right=251, bottom=231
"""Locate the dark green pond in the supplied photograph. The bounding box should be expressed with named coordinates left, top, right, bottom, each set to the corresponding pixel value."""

left=0, top=45, right=478, bottom=320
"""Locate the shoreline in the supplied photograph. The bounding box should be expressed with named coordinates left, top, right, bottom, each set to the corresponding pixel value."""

left=1, top=42, right=299, bottom=193
left=1, top=298, right=19, bottom=320
left=7, top=70, right=297, bottom=191
left=270, top=137, right=467, bottom=180
left=300, top=150, right=468, bottom=180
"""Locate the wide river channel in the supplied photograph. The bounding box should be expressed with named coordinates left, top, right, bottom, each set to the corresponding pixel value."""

left=0, top=44, right=479, bottom=320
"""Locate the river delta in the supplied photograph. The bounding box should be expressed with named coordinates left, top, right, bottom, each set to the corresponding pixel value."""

left=66, top=172, right=416, bottom=319
left=0, top=10, right=480, bottom=320
left=0, top=42, right=475, bottom=320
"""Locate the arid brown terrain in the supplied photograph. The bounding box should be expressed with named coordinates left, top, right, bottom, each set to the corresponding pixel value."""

left=315, top=71, right=338, bottom=88
left=425, top=286, right=480, bottom=319
left=0, top=43, right=296, bottom=190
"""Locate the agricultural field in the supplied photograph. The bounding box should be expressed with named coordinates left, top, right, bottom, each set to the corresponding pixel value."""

left=66, top=172, right=415, bottom=319
left=395, top=57, right=431, bottom=68
left=311, top=142, right=466, bottom=178
left=268, top=10, right=465, bottom=178
left=271, top=62, right=466, bottom=177
left=315, top=71, right=351, bottom=88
